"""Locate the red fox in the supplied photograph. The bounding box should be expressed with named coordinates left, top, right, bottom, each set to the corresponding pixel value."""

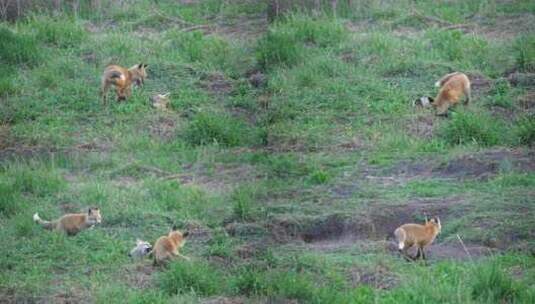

left=33, top=208, right=102, bottom=236
left=100, top=63, right=148, bottom=103
left=153, top=227, right=190, bottom=266
left=394, top=217, right=441, bottom=260
left=431, top=72, right=471, bottom=116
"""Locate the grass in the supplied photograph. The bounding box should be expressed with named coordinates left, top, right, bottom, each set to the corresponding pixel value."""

left=0, top=0, right=534, bottom=302
left=440, top=110, right=505, bottom=146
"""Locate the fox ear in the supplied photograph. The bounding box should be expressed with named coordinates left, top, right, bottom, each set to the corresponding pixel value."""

left=143, top=63, right=148, bottom=68
left=138, top=63, right=143, bottom=69
left=171, top=225, right=178, bottom=231
left=183, top=231, right=189, bottom=238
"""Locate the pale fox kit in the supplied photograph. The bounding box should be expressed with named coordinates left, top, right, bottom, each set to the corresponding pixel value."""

left=431, top=72, right=471, bottom=116
left=153, top=227, right=190, bottom=266
left=394, top=217, right=441, bottom=260
left=33, top=208, right=102, bottom=236
left=100, top=63, right=148, bottom=103
left=129, top=239, right=153, bottom=259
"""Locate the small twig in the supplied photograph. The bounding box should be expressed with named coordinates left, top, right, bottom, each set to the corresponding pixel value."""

left=457, top=234, right=473, bottom=262
left=137, top=165, right=172, bottom=176
left=411, top=9, right=453, bottom=26
left=178, top=24, right=211, bottom=33
left=441, top=23, right=473, bottom=31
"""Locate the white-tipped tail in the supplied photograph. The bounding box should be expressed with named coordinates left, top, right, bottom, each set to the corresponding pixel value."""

left=33, top=213, right=40, bottom=222
left=398, top=242, right=404, bottom=250
left=434, top=81, right=441, bottom=88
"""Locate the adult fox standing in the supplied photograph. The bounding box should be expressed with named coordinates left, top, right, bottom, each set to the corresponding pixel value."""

left=394, top=217, right=441, bottom=261
left=33, top=208, right=102, bottom=236
left=100, top=63, right=148, bottom=103
left=431, top=72, right=471, bottom=116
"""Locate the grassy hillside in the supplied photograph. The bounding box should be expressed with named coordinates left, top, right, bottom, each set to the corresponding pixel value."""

left=1, top=0, right=534, bottom=303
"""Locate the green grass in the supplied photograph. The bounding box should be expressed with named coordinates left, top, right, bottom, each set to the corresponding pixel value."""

left=1, top=0, right=534, bottom=302
left=440, top=110, right=506, bottom=146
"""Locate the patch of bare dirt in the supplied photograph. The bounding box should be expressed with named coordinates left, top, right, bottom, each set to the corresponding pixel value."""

left=213, top=14, right=268, bottom=40
left=406, top=115, right=436, bottom=139
left=202, top=297, right=246, bottom=304
left=123, top=263, right=156, bottom=289
left=147, top=115, right=178, bottom=140
left=466, top=72, right=492, bottom=95
left=476, top=13, right=535, bottom=41
left=268, top=197, right=464, bottom=244
left=176, top=163, right=260, bottom=193
left=517, top=91, right=535, bottom=114
left=432, top=149, right=535, bottom=179
left=363, top=149, right=535, bottom=184
left=200, top=72, right=233, bottom=96
left=507, top=72, right=535, bottom=87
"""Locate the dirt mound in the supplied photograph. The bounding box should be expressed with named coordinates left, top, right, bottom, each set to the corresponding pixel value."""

left=433, top=149, right=535, bottom=179
left=268, top=198, right=463, bottom=244
left=364, top=149, right=535, bottom=183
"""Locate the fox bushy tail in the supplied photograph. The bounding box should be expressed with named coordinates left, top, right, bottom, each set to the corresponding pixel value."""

left=435, top=72, right=461, bottom=87
left=33, top=213, right=57, bottom=230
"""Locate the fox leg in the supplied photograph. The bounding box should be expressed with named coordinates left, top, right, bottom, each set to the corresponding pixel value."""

left=463, top=85, right=472, bottom=105
left=420, top=247, right=427, bottom=260
left=172, top=250, right=190, bottom=261
left=100, top=81, right=110, bottom=104
left=415, top=247, right=421, bottom=259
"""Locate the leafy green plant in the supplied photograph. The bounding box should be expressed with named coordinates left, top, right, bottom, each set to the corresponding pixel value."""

left=440, top=111, right=503, bottom=146
left=515, top=115, right=535, bottom=146
left=27, top=16, right=87, bottom=48
left=184, top=111, right=257, bottom=147
left=514, top=34, right=535, bottom=72
left=471, top=262, right=520, bottom=303
left=0, top=26, right=40, bottom=66
left=158, top=261, right=224, bottom=296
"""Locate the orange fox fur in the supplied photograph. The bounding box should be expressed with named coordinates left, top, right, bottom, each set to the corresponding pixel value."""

left=432, top=72, right=471, bottom=116
left=33, top=208, right=102, bottom=236
left=100, top=63, right=148, bottom=103
left=394, top=217, right=441, bottom=260
left=153, top=227, right=190, bottom=266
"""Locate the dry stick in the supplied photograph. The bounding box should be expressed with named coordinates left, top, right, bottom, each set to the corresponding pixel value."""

left=456, top=234, right=473, bottom=262
left=411, top=9, right=452, bottom=26
left=179, top=24, right=211, bottom=33
left=441, top=23, right=473, bottom=31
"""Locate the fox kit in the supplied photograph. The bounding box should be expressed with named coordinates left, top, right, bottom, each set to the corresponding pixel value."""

left=153, top=227, right=190, bottom=266
left=394, top=217, right=441, bottom=260
left=100, top=63, right=148, bottom=103
left=431, top=72, right=471, bottom=116
left=129, top=239, right=153, bottom=259
left=33, top=208, right=102, bottom=236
